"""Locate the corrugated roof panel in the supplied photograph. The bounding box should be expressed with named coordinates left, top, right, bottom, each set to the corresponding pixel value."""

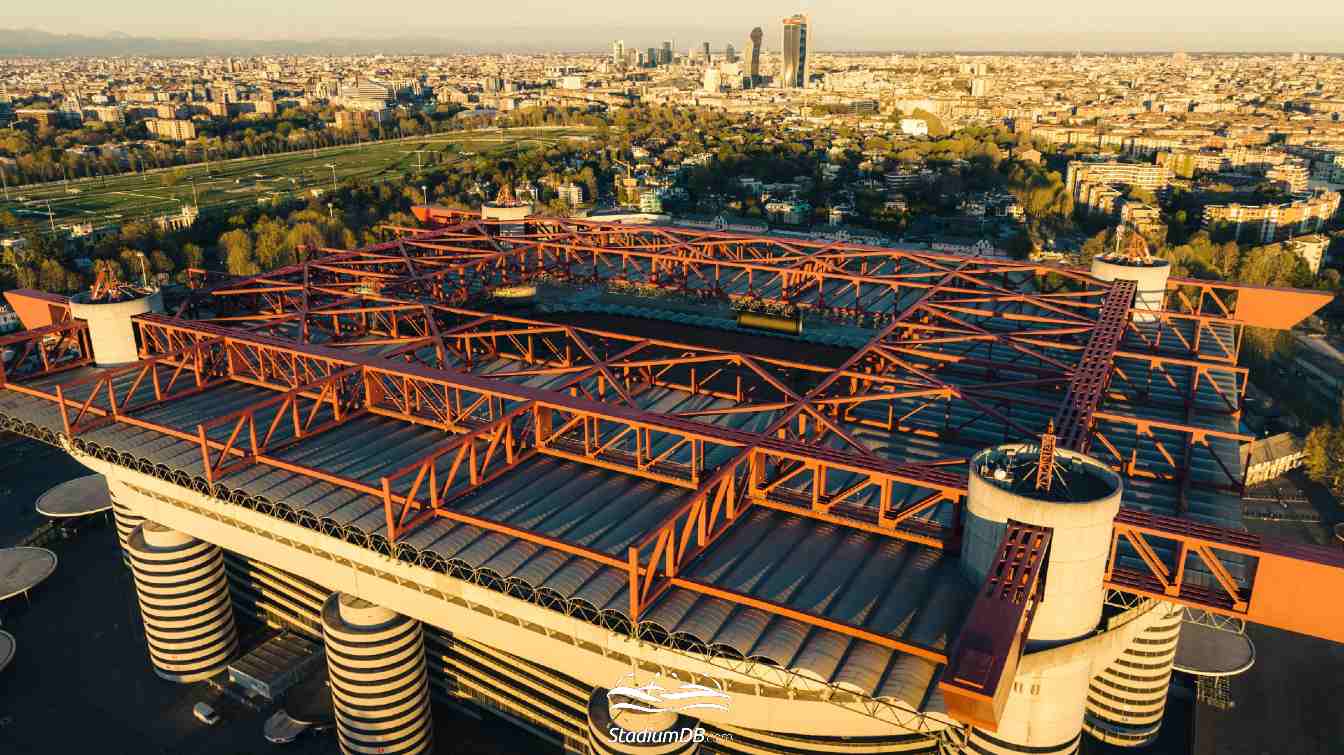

left=872, top=653, right=940, bottom=704
left=788, top=628, right=851, bottom=683
left=708, top=605, right=775, bottom=657
left=536, top=557, right=604, bottom=597
left=570, top=567, right=627, bottom=610
left=510, top=550, right=575, bottom=591
left=831, top=639, right=897, bottom=696
left=453, top=531, right=517, bottom=571
left=659, top=592, right=738, bottom=642
left=745, top=617, right=813, bottom=666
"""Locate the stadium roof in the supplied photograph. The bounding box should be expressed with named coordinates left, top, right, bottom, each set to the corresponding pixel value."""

left=0, top=211, right=1337, bottom=724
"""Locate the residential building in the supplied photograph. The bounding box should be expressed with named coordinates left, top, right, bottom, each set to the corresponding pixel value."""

left=1267, top=162, right=1311, bottom=195
left=334, top=109, right=387, bottom=129
left=766, top=199, right=810, bottom=224
left=1066, top=161, right=1173, bottom=199
left=1203, top=191, right=1340, bottom=244
left=557, top=182, right=584, bottom=207
left=1286, top=233, right=1331, bottom=274
left=14, top=108, right=62, bottom=127
left=899, top=118, right=929, bottom=137
left=639, top=190, right=663, bottom=214
left=145, top=118, right=197, bottom=141
left=885, top=168, right=932, bottom=191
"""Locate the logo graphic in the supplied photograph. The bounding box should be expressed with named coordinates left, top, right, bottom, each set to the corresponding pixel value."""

left=607, top=673, right=730, bottom=715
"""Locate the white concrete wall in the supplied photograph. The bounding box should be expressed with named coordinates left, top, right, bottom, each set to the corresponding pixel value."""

left=68, top=290, right=163, bottom=365
left=1089, top=259, right=1171, bottom=323
left=964, top=448, right=1122, bottom=642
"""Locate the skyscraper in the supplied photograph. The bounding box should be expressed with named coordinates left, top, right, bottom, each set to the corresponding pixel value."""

left=660, top=41, right=673, bottom=65
left=702, top=42, right=711, bottom=65
left=611, top=40, right=625, bottom=67
left=647, top=47, right=658, bottom=68
left=747, top=27, right=763, bottom=85
left=725, top=43, right=737, bottom=63
left=781, top=14, right=808, bottom=89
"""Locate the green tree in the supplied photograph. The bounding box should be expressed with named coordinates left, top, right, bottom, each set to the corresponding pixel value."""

left=181, top=243, right=205, bottom=270
left=910, top=109, right=947, bottom=137
left=220, top=229, right=258, bottom=276
left=285, top=223, right=325, bottom=262
left=1303, top=424, right=1344, bottom=499
left=252, top=217, right=291, bottom=271
left=37, top=258, right=68, bottom=292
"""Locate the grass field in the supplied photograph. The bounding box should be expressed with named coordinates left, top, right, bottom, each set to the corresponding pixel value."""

left=0, top=126, right=590, bottom=237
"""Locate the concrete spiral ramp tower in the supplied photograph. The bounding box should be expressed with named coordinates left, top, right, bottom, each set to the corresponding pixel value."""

left=586, top=687, right=702, bottom=755
left=126, top=521, right=238, bottom=682
left=1084, top=602, right=1184, bottom=746
left=321, top=593, right=434, bottom=755
left=960, top=442, right=1123, bottom=754
left=108, top=481, right=144, bottom=567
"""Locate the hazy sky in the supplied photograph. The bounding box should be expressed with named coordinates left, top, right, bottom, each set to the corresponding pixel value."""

left=9, top=1, right=1344, bottom=51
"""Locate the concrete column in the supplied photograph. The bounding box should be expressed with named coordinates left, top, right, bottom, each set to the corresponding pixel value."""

left=67, top=290, right=163, bottom=366
left=126, top=521, right=239, bottom=682
left=322, top=593, right=434, bottom=755
left=963, top=653, right=1091, bottom=754
left=964, top=445, right=1122, bottom=642
left=961, top=444, right=1123, bottom=754
left=586, top=687, right=702, bottom=755
left=1083, top=603, right=1182, bottom=747
left=1089, top=257, right=1170, bottom=323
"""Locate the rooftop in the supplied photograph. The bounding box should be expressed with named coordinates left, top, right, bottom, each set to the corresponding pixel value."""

left=0, top=212, right=1329, bottom=718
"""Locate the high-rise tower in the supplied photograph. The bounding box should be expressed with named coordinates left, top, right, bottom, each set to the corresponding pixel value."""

left=747, top=27, right=763, bottom=85
left=781, top=14, right=808, bottom=89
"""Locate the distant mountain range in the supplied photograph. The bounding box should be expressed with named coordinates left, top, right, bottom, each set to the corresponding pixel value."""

left=0, top=28, right=527, bottom=57
left=2, top=26, right=1339, bottom=57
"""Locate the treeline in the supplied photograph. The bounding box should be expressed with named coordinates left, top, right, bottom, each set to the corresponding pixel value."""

left=1, top=126, right=615, bottom=288
left=0, top=103, right=472, bottom=187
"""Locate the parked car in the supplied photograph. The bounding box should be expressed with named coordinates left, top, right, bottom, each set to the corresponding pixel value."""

left=192, top=702, right=221, bottom=726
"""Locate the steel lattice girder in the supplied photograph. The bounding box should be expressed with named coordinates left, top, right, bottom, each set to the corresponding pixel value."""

left=3, top=213, right=1341, bottom=696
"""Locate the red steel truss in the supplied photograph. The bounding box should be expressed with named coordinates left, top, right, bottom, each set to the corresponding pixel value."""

left=2, top=211, right=1342, bottom=732
left=940, top=521, right=1053, bottom=731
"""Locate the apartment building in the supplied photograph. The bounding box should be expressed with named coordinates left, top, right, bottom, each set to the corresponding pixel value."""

left=1066, top=161, right=1174, bottom=199
left=1203, top=191, right=1340, bottom=244
left=1267, top=162, right=1311, bottom=195
left=144, top=117, right=197, bottom=141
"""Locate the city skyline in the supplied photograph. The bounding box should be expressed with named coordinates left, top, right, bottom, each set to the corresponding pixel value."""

left=5, top=3, right=1344, bottom=54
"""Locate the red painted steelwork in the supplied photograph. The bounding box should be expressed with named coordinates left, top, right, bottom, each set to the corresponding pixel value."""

left=2, top=209, right=1342, bottom=734
left=940, top=521, right=1052, bottom=732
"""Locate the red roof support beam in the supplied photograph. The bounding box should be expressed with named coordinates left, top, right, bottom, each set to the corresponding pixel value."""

left=1053, top=279, right=1134, bottom=452
left=940, top=521, right=1053, bottom=732
left=1104, top=508, right=1344, bottom=643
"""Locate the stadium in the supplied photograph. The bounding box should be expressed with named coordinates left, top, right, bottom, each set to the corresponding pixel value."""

left=1, top=201, right=1342, bottom=755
